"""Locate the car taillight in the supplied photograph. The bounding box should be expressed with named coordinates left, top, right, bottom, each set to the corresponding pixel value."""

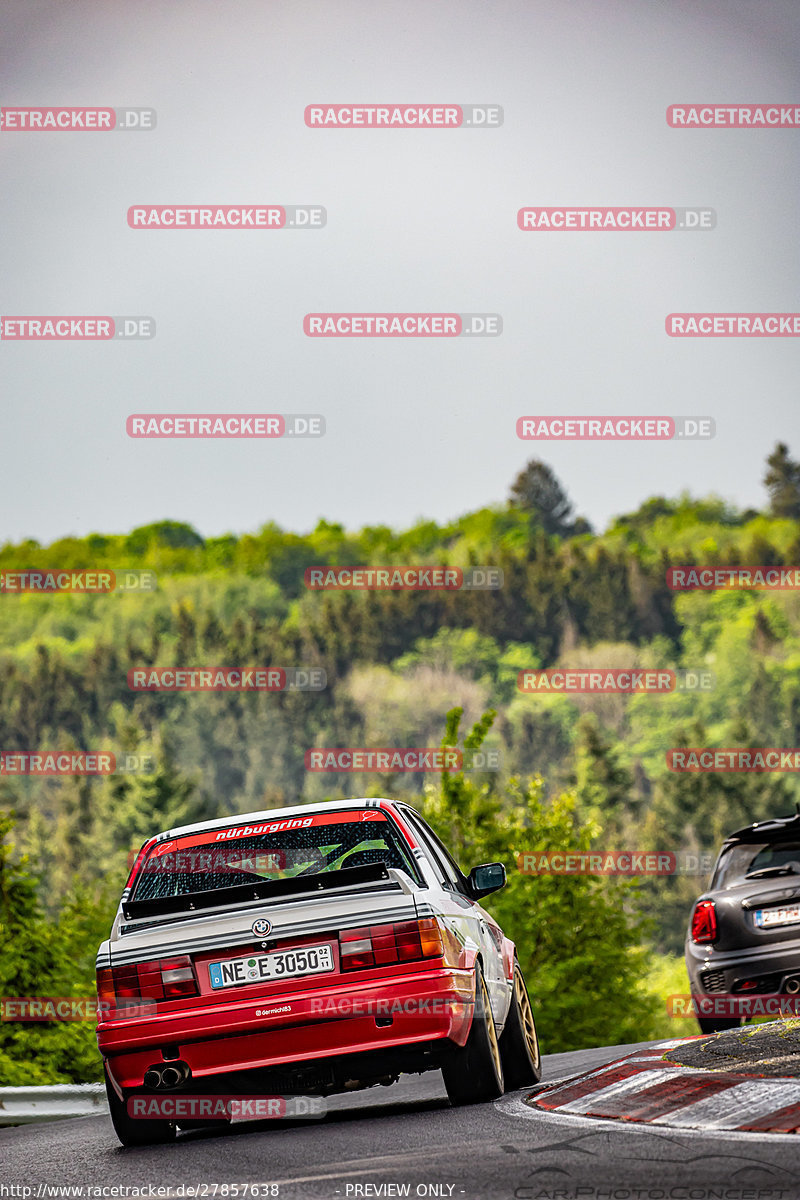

left=96, top=954, right=198, bottom=1018
left=160, top=957, right=198, bottom=998
left=417, top=918, right=444, bottom=958
left=339, top=919, right=444, bottom=970
left=691, top=900, right=718, bottom=943
left=96, top=967, right=115, bottom=1016
left=339, top=927, right=375, bottom=969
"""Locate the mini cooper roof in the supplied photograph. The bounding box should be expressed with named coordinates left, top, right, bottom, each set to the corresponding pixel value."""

left=144, top=798, right=398, bottom=846
left=720, top=810, right=800, bottom=848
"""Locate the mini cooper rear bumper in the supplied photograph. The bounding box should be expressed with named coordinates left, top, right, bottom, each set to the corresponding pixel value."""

left=686, top=937, right=800, bottom=996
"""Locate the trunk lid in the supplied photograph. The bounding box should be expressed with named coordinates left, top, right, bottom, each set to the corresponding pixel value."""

left=705, top=875, right=800, bottom=951
left=108, top=865, right=424, bottom=1009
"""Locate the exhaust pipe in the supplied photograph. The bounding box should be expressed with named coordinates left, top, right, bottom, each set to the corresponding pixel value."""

left=785, top=977, right=800, bottom=994
left=143, top=1061, right=190, bottom=1090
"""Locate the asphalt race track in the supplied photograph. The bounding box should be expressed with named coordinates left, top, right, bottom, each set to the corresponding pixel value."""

left=3, top=1041, right=800, bottom=1199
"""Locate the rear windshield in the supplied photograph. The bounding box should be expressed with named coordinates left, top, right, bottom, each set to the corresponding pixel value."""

left=712, top=841, right=800, bottom=889
left=131, top=809, right=420, bottom=902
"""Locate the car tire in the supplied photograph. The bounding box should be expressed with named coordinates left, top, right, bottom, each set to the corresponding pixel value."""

left=442, top=963, right=504, bottom=1105
left=498, top=960, right=542, bottom=1089
left=104, top=1064, right=177, bottom=1147
left=697, top=1015, right=743, bottom=1035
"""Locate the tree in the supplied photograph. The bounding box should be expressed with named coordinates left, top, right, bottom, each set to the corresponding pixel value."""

left=0, top=813, right=116, bottom=1084
left=509, top=460, right=586, bottom=537
left=764, top=443, right=800, bottom=519
left=124, top=520, right=205, bottom=554
left=419, top=708, right=660, bottom=1052
left=572, top=714, right=636, bottom=840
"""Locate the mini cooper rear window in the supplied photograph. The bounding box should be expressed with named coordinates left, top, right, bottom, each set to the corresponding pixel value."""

left=132, top=810, right=420, bottom=901
left=713, top=841, right=800, bottom=888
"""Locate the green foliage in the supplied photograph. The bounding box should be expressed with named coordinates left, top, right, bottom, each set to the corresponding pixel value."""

left=393, top=629, right=538, bottom=705
left=0, top=814, right=117, bottom=1083
left=572, top=713, right=638, bottom=839
left=509, top=460, right=586, bottom=538
left=418, top=708, right=662, bottom=1051
left=638, top=954, right=693, bottom=1041
left=765, top=443, right=800, bottom=520
left=125, top=521, right=205, bottom=554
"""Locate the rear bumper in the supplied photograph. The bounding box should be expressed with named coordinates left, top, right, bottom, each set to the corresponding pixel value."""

left=686, top=937, right=800, bottom=993
left=99, top=966, right=474, bottom=1091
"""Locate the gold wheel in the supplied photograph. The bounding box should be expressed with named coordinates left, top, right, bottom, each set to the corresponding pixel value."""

left=515, top=966, right=539, bottom=1069
left=481, top=973, right=502, bottom=1078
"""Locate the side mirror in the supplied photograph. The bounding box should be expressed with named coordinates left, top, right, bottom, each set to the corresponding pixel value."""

left=468, top=862, right=506, bottom=899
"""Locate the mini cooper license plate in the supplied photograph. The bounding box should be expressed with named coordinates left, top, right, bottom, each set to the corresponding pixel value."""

left=754, top=905, right=800, bottom=929
left=208, top=943, right=334, bottom=989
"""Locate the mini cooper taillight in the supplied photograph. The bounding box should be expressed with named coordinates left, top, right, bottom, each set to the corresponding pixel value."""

left=339, top=919, right=444, bottom=970
left=96, top=954, right=198, bottom=1018
left=690, top=900, right=718, bottom=944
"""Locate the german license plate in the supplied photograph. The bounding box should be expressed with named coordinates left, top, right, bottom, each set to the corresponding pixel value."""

left=208, top=943, right=334, bottom=989
left=754, top=905, right=800, bottom=929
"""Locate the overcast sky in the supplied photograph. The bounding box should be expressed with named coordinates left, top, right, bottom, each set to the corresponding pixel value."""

left=1, top=0, right=798, bottom=544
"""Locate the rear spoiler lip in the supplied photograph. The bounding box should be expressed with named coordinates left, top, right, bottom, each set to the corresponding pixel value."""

left=721, top=813, right=800, bottom=847
left=122, top=861, right=392, bottom=921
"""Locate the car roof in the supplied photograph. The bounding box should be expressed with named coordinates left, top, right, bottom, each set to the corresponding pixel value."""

left=721, top=810, right=800, bottom=847
left=145, top=797, right=403, bottom=845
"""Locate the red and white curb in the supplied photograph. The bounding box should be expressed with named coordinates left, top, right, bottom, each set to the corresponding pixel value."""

left=516, top=1041, right=800, bottom=1133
